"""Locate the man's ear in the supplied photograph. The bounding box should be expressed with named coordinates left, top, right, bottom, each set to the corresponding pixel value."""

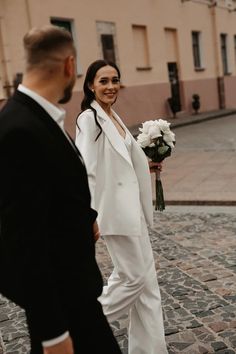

left=64, top=55, right=75, bottom=77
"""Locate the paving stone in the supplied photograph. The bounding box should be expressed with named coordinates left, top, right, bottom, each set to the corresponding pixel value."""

left=1, top=208, right=236, bottom=353
left=209, top=322, right=229, bottom=333
left=211, top=341, right=228, bottom=351
left=199, top=274, right=218, bottom=282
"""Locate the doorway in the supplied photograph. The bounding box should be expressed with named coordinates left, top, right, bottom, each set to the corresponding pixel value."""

left=167, top=62, right=181, bottom=114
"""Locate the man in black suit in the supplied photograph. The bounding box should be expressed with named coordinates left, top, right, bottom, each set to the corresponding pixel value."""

left=0, top=25, right=121, bottom=354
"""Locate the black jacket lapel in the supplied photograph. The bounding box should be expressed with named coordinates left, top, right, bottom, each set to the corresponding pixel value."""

left=12, top=91, right=81, bottom=163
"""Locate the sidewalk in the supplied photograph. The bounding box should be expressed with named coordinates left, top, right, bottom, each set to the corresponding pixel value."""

left=129, top=108, right=236, bottom=137
left=129, top=108, right=236, bottom=206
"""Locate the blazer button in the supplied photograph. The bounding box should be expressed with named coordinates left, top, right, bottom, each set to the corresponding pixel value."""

left=118, top=182, right=123, bottom=186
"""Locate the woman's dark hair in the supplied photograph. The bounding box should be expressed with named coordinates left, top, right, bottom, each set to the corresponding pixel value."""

left=77, top=59, right=121, bottom=141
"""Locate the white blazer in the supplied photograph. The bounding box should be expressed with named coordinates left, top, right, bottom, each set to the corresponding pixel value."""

left=75, top=100, right=153, bottom=237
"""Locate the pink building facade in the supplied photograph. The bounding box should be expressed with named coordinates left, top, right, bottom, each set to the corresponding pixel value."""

left=1, top=0, right=236, bottom=136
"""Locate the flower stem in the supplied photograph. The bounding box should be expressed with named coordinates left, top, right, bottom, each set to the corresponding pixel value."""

left=155, top=170, right=165, bottom=211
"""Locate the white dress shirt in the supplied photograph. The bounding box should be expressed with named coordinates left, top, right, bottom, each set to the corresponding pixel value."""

left=17, top=84, right=70, bottom=347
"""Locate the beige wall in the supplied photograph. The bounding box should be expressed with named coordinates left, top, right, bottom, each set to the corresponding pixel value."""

left=181, top=78, right=219, bottom=112
left=1, top=0, right=236, bottom=132
left=224, top=75, right=236, bottom=107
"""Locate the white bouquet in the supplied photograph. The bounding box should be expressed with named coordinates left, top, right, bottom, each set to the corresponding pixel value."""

left=137, top=119, right=176, bottom=211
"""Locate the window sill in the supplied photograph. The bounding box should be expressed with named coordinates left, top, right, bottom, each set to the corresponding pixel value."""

left=194, top=67, right=205, bottom=72
left=136, top=66, right=152, bottom=71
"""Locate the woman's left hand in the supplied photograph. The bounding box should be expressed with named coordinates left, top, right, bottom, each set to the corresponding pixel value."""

left=93, top=220, right=100, bottom=242
left=149, top=161, right=163, bottom=173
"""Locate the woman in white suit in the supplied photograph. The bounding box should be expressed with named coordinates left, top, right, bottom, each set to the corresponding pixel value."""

left=75, top=60, right=167, bottom=354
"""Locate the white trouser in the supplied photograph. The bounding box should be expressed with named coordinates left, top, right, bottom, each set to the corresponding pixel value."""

left=99, top=214, right=168, bottom=354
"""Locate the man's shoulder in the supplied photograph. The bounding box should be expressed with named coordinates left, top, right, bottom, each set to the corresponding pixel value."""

left=0, top=92, right=31, bottom=116
left=0, top=96, right=22, bottom=128
left=0, top=94, right=48, bottom=142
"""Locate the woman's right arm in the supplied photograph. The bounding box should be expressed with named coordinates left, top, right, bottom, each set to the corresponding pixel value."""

left=75, top=111, right=99, bottom=209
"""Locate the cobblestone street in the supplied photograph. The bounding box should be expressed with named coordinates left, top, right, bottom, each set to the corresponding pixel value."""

left=1, top=206, right=236, bottom=353
left=99, top=206, right=236, bottom=354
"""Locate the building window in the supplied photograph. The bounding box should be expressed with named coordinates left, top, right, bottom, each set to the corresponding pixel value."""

left=96, top=22, right=118, bottom=64
left=221, top=33, right=229, bottom=75
left=101, top=34, right=116, bottom=63
left=50, top=18, right=82, bottom=76
left=192, top=31, right=202, bottom=69
left=132, top=25, right=151, bottom=70
left=50, top=19, right=72, bottom=34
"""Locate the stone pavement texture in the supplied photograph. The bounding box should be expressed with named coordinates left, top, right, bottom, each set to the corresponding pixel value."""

left=1, top=110, right=236, bottom=353
left=0, top=206, right=236, bottom=354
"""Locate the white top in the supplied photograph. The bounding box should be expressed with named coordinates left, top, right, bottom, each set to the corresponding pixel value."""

left=124, top=132, right=132, bottom=155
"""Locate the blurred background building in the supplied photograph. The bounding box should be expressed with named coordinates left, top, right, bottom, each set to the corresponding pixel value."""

left=1, top=0, right=236, bottom=134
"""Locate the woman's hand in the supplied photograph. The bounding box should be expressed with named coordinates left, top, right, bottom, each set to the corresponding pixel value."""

left=149, top=161, right=163, bottom=173
left=93, top=220, right=100, bottom=242
left=43, top=336, right=74, bottom=354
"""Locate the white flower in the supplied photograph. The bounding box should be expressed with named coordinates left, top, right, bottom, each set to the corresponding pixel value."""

left=137, top=132, right=151, bottom=148
left=148, top=125, right=162, bottom=139
left=139, top=120, right=162, bottom=140
left=163, top=132, right=175, bottom=148
left=157, top=119, right=171, bottom=133
left=139, top=120, right=155, bottom=134
left=137, top=118, right=175, bottom=149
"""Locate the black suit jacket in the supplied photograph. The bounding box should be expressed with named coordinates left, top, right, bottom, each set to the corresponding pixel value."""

left=0, top=91, right=103, bottom=341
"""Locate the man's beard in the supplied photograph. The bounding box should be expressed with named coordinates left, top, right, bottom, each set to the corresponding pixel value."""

left=58, top=80, right=74, bottom=104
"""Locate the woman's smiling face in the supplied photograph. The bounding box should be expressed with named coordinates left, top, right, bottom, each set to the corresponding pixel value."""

left=90, top=65, right=120, bottom=109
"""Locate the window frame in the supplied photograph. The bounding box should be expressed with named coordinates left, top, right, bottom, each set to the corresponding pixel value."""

left=101, top=33, right=116, bottom=63
left=96, top=21, right=119, bottom=66
left=191, top=31, right=204, bottom=71
left=132, top=24, right=152, bottom=71
left=50, top=17, right=82, bottom=76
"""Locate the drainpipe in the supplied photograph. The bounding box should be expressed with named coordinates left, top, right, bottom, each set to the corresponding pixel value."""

left=0, top=0, right=13, bottom=98
left=210, top=3, right=225, bottom=109
left=0, top=21, right=7, bottom=99
left=0, top=0, right=32, bottom=100
left=25, top=0, right=32, bottom=28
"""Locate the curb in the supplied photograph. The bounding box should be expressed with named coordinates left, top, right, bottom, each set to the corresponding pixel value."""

left=129, top=109, right=236, bottom=137
left=171, top=109, right=236, bottom=130
left=165, top=200, right=236, bottom=206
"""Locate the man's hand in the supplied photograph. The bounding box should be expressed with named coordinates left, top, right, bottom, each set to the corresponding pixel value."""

left=43, top=336, right=74, bottom=354
left=93, top=220, right=100, bottom=242
left=149, top=161, right=163, bottom=173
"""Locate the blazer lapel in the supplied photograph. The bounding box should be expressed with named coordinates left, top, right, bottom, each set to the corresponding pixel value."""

left=91, top=101, right=132, bottom=166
